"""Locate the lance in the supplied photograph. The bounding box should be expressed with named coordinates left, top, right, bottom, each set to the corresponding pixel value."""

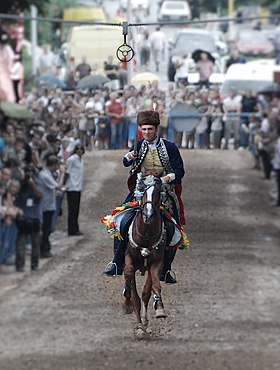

left=133, top=115, right=138, bottom=155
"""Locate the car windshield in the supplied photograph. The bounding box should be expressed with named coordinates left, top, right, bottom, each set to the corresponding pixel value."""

left=175, top=33, right=217, bottom=53
left=164, top=2, right=185, bottom=9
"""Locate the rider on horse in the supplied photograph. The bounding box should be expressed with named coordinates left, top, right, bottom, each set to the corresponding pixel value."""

left=103, top=109, right=186, bottom=284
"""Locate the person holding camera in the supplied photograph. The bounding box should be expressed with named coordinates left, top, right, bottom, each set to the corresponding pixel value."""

left=15, top=165, right=43, bottom=272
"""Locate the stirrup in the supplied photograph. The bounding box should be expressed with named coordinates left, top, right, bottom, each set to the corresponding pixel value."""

left=164, top=269, right=177, bottom=284
left=103, top=261, right=118, bottom=276
left=165, top=270, right=176, bottom=279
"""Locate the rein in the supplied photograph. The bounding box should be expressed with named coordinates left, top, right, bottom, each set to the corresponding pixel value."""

left=128, top=220, right=166, bottom=251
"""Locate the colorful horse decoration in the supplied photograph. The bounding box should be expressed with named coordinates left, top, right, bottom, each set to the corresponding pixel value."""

left=101, top=174, right=189, bottom=339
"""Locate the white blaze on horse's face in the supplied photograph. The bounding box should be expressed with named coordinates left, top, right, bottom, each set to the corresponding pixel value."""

left=145, top=186, right=154, bottom=219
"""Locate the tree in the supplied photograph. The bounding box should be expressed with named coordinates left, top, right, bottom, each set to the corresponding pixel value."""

left=0, top=0, right=48, bottom=15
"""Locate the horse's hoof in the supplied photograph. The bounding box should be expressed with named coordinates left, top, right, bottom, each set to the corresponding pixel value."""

left=122, top=304, right=133, bottom=314
left=156, top=308, right=168, bottom=319
left=134, top=324, right=149, bottom=340
left=141, top=316, right=149, bottom=328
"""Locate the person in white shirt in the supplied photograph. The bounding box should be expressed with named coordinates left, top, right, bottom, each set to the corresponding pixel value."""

left=173, top=53, right=193, bottom=87
left=37, top=44, right=56, bottom=76
left=150, top=26, right=166, bottom=72
left=65, top=144, right=85, bottom=236
left=222, top=88, right=242, bottom=149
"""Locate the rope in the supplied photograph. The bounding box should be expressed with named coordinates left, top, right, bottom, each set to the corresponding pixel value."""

left=0, top=13, right=278, bottom=27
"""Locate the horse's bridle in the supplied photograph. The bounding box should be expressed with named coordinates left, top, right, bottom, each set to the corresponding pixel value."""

left=140, top=181, right=162, bottom=224
left=128, top=179, right=166, bottom=254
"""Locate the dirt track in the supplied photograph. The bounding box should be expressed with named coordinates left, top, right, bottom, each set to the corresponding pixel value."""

left=0, top=149, right=280, bottom=370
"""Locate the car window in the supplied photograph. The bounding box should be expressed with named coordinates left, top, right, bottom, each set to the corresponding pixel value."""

left=175, top=33, right=217, bottom=53
left=164, top=2, right=186, bottom=9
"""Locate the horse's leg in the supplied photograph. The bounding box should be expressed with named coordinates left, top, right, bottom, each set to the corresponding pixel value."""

left=123, top=255, right=134, bottom=314
left=150, top=262, right=168, bottom=319
left=123, top=255, right=142, bottom=324
left=141, top=270, right=152, bottom=327
left=124, top=255, right=149, bottom=339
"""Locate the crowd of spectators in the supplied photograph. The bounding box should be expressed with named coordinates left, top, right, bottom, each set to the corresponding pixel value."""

left=0, top=79, right=280, bottom=274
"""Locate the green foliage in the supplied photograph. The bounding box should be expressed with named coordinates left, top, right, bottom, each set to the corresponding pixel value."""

left=261, top=0, right=280, bottom=13
left=0, top=0, right=48, bottom=14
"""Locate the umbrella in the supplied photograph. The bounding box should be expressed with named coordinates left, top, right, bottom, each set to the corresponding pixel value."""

left=131, top=72, right=160, bottom=85
left=169, top=102, right=200, bottom=132
left=37, top=75, right=67, bottom=89
left=0, top=101, right=34, bottom=119
left=76, top=75, right=109, bottom=90
left=192, top=49, right=215, bottom=63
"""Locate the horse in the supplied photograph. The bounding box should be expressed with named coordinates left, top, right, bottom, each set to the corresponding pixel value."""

left=122, top=175, right=168, bottom=339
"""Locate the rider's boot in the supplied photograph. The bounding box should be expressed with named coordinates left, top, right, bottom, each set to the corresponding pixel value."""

left=103, top=237, right=126, bottom=276
left=160, top=248, right=177, bottom=284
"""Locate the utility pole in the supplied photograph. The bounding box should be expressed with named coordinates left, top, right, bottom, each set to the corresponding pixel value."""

left=127, top=0, right=133, bottom=85
left=31, top=5, right=38, bottom=76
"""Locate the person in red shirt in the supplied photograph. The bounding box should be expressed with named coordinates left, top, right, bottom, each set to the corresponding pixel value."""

left=105, top=92, right=125, bottom=149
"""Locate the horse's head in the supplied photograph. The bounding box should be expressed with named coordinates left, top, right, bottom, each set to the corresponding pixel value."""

left=141, top=175, right=163, bottom=224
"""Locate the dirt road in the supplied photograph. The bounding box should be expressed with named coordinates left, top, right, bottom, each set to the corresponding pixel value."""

left=0, top=149, right=279, bottom=370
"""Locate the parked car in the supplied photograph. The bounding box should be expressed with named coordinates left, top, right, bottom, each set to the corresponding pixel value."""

left=220, top=59, right=280, bottom=98
left=158, top=0, right=191, bottom=22
left=167, top=28, right=222, bottom=81
left=234, top=29, right=275, bottom=56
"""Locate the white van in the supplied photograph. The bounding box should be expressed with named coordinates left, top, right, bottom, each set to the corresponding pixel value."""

left=220, top=59, right=280, bottom=98
left=66, top=25, right=124, bottom=73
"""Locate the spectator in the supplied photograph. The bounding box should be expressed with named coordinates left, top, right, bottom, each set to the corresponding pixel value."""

left=150, top=26, right=166, bottom=72
left=240, top=89, right=258, bottom=149
left=0, top=29, right=15, bottom=102
left=271, top=126, right=280, bottom=206
left=37, top=44, right=56, bottom=76
left=226, top=48, right=246, bottom=70
left=105, top=91, right=124, bottom=149
left=125, top=96, right=140, bottom=148
left=248, top=115, right=261, bottom=170
left=210, top=103, right=223, bottom=149
left=10, top=54, right=24, bottom=103
left=14, top=165, right=43, bottom=272
left=257, top=113, right=273, bottom=180
left=139, top=29, right=151, bottom=70
left=0, top=179, right=22, bottom=265
left=173, top=53, right=193, bottom=87
left=75, top=56, right=91, bottom=80
left=222, top=88, right=242, bottom=149
left=38, top=155, right=66, bottom=258
left=196, top=52, right=214, bottom=89
left=104, top=55, right=119, bottom=90
left=65, top=144, right=85, bottom=236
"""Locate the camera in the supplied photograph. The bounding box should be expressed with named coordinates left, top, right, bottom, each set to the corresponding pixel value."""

left=24, top=170, right=30, bottom=182
left=23, top=165, right=35, bottom=183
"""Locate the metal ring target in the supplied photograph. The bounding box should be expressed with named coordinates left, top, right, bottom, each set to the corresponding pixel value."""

left=116, top=43, right=134, bottom=62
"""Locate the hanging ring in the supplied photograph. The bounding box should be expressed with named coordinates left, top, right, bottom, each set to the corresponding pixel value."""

left=116, top=43, right=135, bottom=62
